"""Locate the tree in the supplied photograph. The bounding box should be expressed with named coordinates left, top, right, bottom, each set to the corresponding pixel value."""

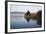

left=37, top=10, right=42, bottom=17
left=25, top=10, right=31, bottom=15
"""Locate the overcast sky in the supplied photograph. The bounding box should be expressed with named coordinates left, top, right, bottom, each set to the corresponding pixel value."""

left=10, top=4, right=42, bottom=13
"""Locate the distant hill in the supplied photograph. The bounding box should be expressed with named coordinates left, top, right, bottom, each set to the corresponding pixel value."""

left=10, top=12, right=25, bottom=14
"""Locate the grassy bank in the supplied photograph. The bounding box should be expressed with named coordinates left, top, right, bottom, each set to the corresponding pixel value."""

left=24, top=15, right=41, bottom=20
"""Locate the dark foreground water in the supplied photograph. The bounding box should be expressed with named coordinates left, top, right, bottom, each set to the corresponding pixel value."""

left=10, top=13, right=41, bottom=29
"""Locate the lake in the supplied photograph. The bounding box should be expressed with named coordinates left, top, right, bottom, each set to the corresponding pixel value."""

left=10, top=13, right=42, bottom=29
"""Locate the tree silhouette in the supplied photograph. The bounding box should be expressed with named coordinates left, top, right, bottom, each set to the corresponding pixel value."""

left=25, top=10, right=31, bottom=15
left=37, top=10, right=42, bottom=18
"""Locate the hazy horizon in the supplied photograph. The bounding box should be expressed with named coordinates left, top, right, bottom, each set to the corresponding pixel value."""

left=10, top=4, right=42, bottom=13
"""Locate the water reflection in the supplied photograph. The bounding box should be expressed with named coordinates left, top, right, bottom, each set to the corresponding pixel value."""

left=24, top=17, right=30, bottom=22
left=24, top=16, right=42, bottom=26
left=10, top=11, right=42, bottom=29
left=37, top=19, right=42, bottom=25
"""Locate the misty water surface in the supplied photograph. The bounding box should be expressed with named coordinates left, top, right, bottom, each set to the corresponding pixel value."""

left=10, top=12, right=41, bottom=29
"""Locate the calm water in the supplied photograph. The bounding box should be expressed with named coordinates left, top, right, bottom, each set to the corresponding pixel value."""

left=10, top=13, right=41, bottom=29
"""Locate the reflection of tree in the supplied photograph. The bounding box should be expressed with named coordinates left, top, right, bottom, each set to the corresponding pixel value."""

left=37, top=10, right=42, bottom=25
left=37, top=19, right=41, bottom=25
left=25, top=17, right=30, bottom=22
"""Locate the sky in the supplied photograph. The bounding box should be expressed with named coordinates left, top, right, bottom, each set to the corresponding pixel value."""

left=10, top=4, right=42, bottom=13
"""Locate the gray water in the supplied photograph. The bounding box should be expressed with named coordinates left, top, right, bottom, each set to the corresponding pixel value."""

left=10, top=13, right=41, bottom=29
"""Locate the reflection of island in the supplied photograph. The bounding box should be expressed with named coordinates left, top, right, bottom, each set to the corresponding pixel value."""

left=24, top=10, right=31, bottom=22
left=24, top=10, right=42, bottom=25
